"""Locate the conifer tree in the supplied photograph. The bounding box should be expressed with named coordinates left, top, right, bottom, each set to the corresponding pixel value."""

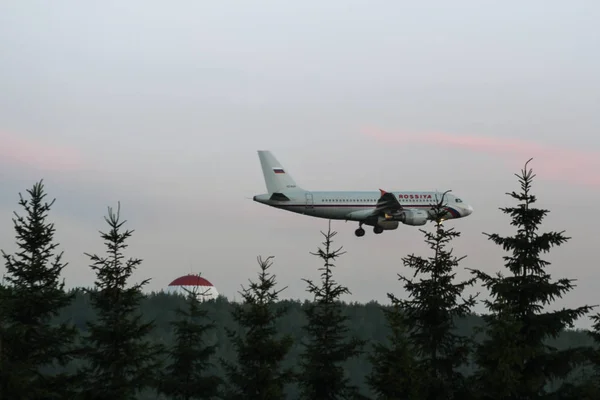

left=0, top=180, right=78, bottom=399
left=298, top=222, right=366, bottom=400
left=221, top=255, right=295, bottom=400
left=582, top=313, right=600, bottom=396
left=78, top=203, right=163, bottom=400
left=366, top=301, right=421, bottom=400
left=556, top=313, right=600, bottom=399
left=468, top=159, right=593, bottom=399
left=158, top=276, right=222, bottom=400
left=377, top=191, right=477, bottom=400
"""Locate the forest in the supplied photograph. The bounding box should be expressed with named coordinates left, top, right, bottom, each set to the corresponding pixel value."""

left=1, top=159, right=600, bottom=400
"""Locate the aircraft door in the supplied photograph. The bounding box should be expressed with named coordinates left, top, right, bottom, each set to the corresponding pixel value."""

left=305, top=192, right=314, bottom=213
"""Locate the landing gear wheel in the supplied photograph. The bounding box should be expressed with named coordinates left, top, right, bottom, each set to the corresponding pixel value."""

left=355, top=228, right=365, bottom=237
left=373, top=226, right=383, bottom=234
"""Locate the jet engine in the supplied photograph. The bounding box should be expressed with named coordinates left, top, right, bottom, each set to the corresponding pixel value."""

left=399, top=209, right=429, bottom=226
left=376, top=218, right=399, bottom=230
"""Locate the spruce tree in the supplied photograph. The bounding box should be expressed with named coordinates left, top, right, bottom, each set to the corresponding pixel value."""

left=0, top=180, right=78, bottom=399
left=557, top=314, right=600, bottom=399
left=366, top=301, right=421, bottom=400
left=77, top=203, right=163, bottom=400
left=468, top=159, right=593, bottom=399
left=158, top=276, right=222, bottom=400
left=376, top=191, right=477, bottom=400
left=582, top=314, right=600, bottom=396
left=221, top=255, right=295, bottom=400
left=298, top=222, right=366, bottom=400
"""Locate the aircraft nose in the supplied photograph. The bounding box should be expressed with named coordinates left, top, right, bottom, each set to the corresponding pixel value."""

left=464, top=204, right=473, bottom=216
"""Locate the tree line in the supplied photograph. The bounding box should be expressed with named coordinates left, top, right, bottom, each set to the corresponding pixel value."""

left=1, top=159, right=600, bottom=399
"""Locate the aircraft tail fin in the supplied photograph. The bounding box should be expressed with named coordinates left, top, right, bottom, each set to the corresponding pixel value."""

left=257, top=150, right=303, bottom=194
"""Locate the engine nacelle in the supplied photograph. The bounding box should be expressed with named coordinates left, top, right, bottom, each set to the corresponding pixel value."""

left=399, top=209, right=429, bottom=226
left=376, top=218, right=399, bottom=230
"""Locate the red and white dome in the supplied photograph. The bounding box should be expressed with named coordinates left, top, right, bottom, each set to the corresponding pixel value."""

left=166, top=274, right=219, bottom=300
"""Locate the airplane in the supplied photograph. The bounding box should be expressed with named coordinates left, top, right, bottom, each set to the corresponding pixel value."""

left=252, top=150, right=473, bottom=237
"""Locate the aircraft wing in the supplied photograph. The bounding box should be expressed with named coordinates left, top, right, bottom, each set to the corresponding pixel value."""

left=371, top=189, right=403, bottom=218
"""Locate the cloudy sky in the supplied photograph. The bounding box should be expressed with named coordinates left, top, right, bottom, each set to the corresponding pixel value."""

left=1, top=1, right=599, bottom=327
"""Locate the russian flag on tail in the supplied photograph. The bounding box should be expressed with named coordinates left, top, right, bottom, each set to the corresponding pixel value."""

left=273, top=168, right=285, bottom=174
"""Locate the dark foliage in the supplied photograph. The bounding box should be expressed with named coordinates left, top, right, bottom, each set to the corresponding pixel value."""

left=467, top=159, right=594, bottom=399
left=158, top=280, right=223, bottom=400
left=298, top=222, right=366, bottom=400
left=0, top=180, right=78, bottom=399
left=42, top=290, right=596, bottom=400
left=221, top=256, right=295, bottom=400
left=590, top=315, right=600, bottom=372
left=366, top=301, right=421, bottom=400
left=373, top=191, right=477, bottom=400
left=564, top=313, right=600, bottom=398
left=77, top=203, right=164, bottom=400
left=3, top=167, right=600, bottom=400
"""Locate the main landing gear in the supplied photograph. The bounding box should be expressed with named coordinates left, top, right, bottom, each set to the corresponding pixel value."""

left=355, top=223, right=383, bottom=237
left=355, top=222, right=365, bottom=237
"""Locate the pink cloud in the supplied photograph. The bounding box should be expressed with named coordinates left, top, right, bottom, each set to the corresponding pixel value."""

left=363, top=127, right=600, bottom=187
left=0, top=131, right=84, bottom=171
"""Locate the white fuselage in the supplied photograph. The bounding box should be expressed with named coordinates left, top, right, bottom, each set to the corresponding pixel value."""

left=252, top=150, right=474, bottom=236
left=253, top=190, right=473, bottom=224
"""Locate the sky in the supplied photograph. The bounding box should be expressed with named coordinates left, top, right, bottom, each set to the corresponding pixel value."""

left=1, top=1, right=599, bottom=328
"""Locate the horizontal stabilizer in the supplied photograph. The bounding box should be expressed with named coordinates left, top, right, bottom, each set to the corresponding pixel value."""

left=269, top=192, right=290, bottom=201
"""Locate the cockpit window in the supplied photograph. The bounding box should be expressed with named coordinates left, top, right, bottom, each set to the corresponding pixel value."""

left=456, top=198, right=462, bottom=203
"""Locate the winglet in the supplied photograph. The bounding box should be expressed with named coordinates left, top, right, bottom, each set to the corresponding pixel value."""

left=379, top=188, right=386, bottom=196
